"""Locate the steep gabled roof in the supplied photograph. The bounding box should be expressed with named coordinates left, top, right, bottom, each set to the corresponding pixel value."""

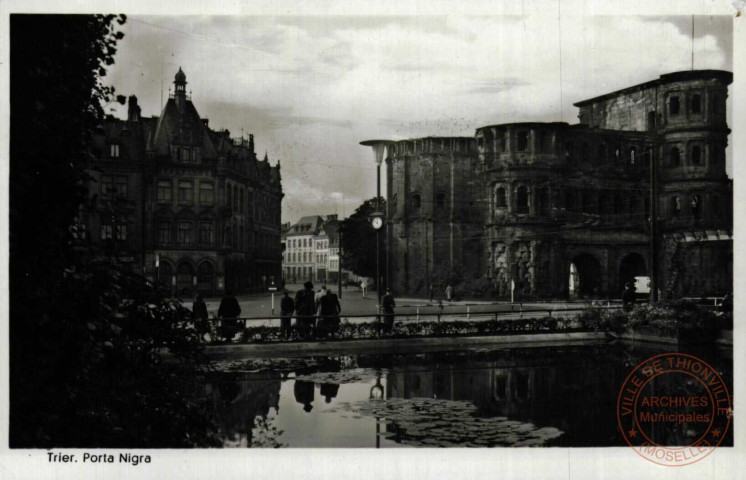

left=151, top=98, right=217, bottom=159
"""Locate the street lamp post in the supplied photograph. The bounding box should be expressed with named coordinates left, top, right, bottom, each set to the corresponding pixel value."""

left=360, top=140, right=392, bottom=312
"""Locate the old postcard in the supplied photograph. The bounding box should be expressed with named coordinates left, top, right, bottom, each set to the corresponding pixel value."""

left=1, top=0, right=743, bottom=479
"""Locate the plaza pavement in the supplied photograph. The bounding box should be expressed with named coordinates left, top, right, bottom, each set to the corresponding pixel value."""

left=195, top=282, right=614, bottom=321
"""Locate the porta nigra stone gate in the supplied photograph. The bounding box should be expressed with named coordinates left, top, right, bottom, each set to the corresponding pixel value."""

left=386, top=70, right=732, bottom=299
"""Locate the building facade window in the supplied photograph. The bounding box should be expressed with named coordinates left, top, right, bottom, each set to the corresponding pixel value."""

left=691, top=195, right=701, bottom=218
left=101, top=224, right=113, bottom=240
left=199, top=221, right=214, bottom=245
left=516, top=186, right=529, bottom=214
left=178, top=181, right=193, bottom=204
left=670, top=146, right=681, bottom=166
left=115, top=176, right=128, bottom=197
left=116, top=225, right=127, bottom=241
left=669, top=95, right=680, bottom=115
left=157, top=180, right=172, bottom=203
left=495, top=187, right=506, bottom=208
left=110, top=144, right=120, bottom=158
left=199, top=182, right=214, bottom=205
left=691, top=94, right=701, bottom=114
left=177, top=220, right=192, bottom=246
left=101, top=175, right=114, bottom=196
left=691, top=145, right=702, bottom=165
left=671, top=197, right=681, bottom=217
left=412, top=194, right=421, bottom=209
left=157, top=221, right=170, bottom=244
left=517, top=131, right=529, bottom=151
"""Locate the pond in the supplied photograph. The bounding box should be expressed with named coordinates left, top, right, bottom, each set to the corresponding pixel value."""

left=200, top=342, right=732, bottom=448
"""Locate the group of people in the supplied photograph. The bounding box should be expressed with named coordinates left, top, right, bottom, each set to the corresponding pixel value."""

left=428, top=283, right=454, bottom=302
left=281, top=282, right=342, bottom=340
left=191, top=291, right=243, bottom=342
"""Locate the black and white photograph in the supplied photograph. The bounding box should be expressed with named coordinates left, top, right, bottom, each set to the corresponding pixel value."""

left=2, top=1, right=744, bottom=479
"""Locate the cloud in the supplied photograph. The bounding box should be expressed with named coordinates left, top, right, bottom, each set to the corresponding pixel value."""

left=106, top=14, right=733, bottom=223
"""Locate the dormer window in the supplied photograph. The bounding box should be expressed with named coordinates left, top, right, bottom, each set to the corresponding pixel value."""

left=110, top=144, right=120, bottom=158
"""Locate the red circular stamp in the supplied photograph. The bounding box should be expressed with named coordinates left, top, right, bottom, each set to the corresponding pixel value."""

left=616, top=353, right=732, bottom=466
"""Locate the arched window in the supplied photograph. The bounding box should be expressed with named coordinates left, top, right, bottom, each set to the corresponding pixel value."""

left=629, top=146, right=637, bottom=166
left=691, top=145, right=702, bottom=166
left=691, top=94, right=701, bottom=114
left=671, top=197, right=681, bottom=217
left=199, top=219, right=214, bottom=245
left=411, top=194, right=421, bottom=209
left=158, top=260, right=174, bottom=285
left=177, top=217, right=193, bottom=246
left=157, top=219, right=171, bottom=245
left=670, top=146, right=681, bottom=167
left=516, top=186, right=529, bottom=214
left=538, top=188, right=550, bottom=216
left=197, top=262, right=214, bottom=288
left=691, top=195, right=701, bottom=218
left=495, top=187, right=507, bottom=208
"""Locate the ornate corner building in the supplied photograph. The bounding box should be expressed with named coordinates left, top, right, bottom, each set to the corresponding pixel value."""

left=77, top=68, right=284, bottom=296
left=387, top=70, right=732, bottom=299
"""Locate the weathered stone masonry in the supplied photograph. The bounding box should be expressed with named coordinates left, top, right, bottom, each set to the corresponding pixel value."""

left=387, top=70, right=732, bottom=299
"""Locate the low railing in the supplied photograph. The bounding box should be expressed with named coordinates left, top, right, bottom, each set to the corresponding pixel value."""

left=203, top=305, right=624, bottom=344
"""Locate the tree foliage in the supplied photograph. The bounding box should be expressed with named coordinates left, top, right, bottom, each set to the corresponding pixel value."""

left=10, top=14, right=220, bottom=447
left=339, top=197, right=386, bottom=282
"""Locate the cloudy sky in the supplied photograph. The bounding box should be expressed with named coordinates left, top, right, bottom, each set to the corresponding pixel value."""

left=105, top=14, right=733, bottom=224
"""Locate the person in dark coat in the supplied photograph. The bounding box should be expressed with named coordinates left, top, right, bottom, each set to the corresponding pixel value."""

left=280, top=290, right=295, bottom=339
left=218, top=290, right=242, bottom=342
left=318, top=291, right=342, bottom=338
left=382, top=288, right=396, bottom=334
left=191, top=294, right=209, bottom=333
left=320, top=383, right=340, bottom=404
left=622, top=282, right=636, bottom=311
left=294, top=281, right=317, bottom=339
left=294, top=380, right=315, bottom=412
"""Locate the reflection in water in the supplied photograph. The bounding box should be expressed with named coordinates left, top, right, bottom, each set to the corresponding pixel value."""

left=204, top=372, right=284, bottom=447
left=201, top=344, right=732, bottom=448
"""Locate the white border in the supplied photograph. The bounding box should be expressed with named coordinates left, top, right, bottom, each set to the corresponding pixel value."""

left=1, top=1, right=744, bottom=479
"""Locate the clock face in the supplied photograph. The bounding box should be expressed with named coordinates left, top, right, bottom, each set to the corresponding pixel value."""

left=372, top=217, right=383, bottom=230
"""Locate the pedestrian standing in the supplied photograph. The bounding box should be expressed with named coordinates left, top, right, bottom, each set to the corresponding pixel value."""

left=319, top=289, right=342, bottom=338
left=295, top=281, right=317, bottom=339
left=445, top=284, right=453, bottom=302
left=218, top=290, right=242, bottom=342
left=382, top=288, right=396, bottom=334
left=191, top=294, right=209, bottom=334
left=280, top=290, right=295, bottom=339
left=361, top=279, right=367, bottom=298
left=622, top=282, right=636, bottom=311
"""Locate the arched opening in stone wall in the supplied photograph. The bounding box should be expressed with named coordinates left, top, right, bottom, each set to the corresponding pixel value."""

left=176, top=261, right=195, bottom=297
left=618, top=253, right=647, bottom=297
left=569, top=253, right=602, bottom=299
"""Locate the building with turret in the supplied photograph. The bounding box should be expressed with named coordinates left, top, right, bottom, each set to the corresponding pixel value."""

left=386, top=70, right=732, bottom=299
left=77, top=68, right=284, bottom=296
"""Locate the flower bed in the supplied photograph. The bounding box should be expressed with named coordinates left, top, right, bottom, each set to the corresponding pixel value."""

left=237, top=314, right=604, bottom=344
